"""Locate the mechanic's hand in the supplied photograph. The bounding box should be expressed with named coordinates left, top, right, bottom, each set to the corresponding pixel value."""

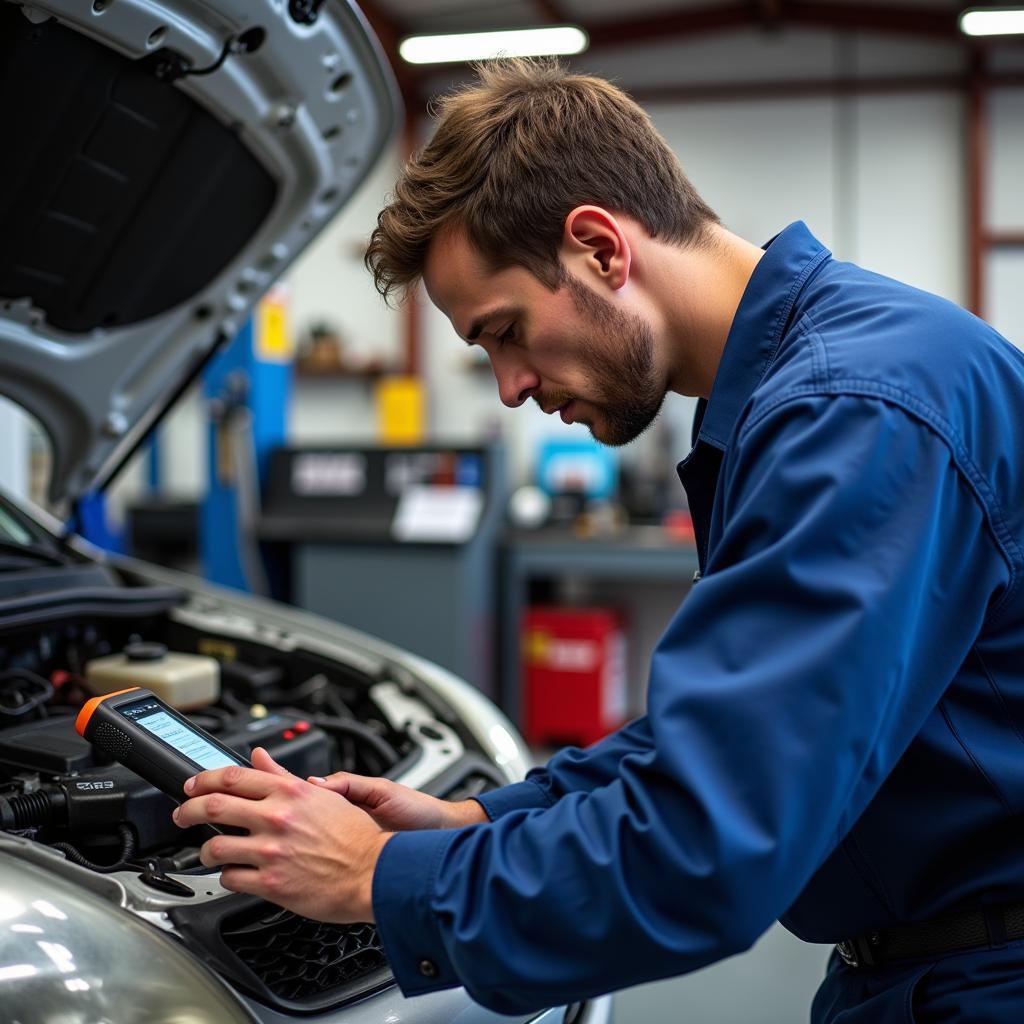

left=307, top=771, right=488, bottom=831
left=173, top=747, right=391, bottom=923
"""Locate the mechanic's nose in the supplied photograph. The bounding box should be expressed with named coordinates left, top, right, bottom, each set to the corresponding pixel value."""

left=493, top=355, right=540, bottom=409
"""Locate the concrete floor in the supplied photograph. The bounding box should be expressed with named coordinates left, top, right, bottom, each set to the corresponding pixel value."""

left=524, top=749, right=832, bottom=1022
left=610, top=924, right=831, bottom=1024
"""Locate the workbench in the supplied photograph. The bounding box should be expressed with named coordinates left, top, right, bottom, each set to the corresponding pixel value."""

left=500, top=527, right=700, bottom=727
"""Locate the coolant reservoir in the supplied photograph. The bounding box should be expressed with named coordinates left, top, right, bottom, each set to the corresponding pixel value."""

left=84, top=642, right=220, bottom=710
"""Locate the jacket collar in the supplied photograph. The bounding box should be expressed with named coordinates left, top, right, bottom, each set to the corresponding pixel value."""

left=695, top=221, right=831, bottom=451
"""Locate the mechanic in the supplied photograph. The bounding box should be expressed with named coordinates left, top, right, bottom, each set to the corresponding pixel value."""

left=174, top=59, right=1024, bottom=1021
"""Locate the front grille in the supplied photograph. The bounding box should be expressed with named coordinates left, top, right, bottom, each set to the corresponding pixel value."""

left=222, top=906, right=388, bottom=1002
left=169, top=756, right=507, bottom=1012
left=170, top=894, right=392, bottom=1014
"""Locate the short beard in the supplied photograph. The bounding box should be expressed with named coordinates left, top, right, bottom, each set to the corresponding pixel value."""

left=560, top=272, right=666, bottom=446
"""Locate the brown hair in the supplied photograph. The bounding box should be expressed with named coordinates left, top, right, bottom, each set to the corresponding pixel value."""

left=365, top=57, right=718, bottom=303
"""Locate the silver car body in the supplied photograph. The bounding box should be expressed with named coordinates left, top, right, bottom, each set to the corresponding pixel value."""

left=0, top=513, right=614, bottom=1023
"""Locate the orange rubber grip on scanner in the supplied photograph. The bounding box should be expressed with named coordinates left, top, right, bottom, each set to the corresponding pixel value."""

left=75, top=687, right=141, bottom=736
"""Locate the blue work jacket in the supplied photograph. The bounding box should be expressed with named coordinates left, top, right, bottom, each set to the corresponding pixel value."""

left=372, top=222, right=1024, bottom=1019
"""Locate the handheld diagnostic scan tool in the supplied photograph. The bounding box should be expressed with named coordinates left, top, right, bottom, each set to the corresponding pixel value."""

left=76, top=687, right=251, bottom=812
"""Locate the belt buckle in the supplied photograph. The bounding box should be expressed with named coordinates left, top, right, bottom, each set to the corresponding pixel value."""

left=837, top=935, right=879, bottom=968
left=836, top=940, right=860, bottom=967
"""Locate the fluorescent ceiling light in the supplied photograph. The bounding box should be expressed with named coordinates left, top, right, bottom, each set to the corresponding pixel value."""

left=959, top=7, right=1024, bottom=36
left=399, top=26, right=589, bottom=65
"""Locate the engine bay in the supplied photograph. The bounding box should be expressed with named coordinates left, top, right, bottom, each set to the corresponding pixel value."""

left=0, top=612, right=414, bottom=872
left=0, top=560, right=506, bottom=1012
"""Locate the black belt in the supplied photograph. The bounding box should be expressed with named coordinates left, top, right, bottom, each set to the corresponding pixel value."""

left=837, top=901, right=1024, bottom=968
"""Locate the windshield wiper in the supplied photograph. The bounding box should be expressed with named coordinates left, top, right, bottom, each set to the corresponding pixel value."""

left=0, top=539, right=71, bottom=567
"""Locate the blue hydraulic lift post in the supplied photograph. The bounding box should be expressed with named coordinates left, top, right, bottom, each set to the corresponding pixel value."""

left=70, top=490, right=123, bottom=553
left=201, top=297, right=292, bottom=593
left=70, top=409, right=160, bottom=555
left=145, top=433, right=161, bottom=494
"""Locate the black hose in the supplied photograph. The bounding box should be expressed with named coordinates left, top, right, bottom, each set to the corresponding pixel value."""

left=165, top=848, right=203, bottom=872
left=276, top=673, right=332, bottom=706
left=118, top=822, right=136, bottom=864
left=318, top=690, right=357, bottom=769
left=189, top=705, right=236, bottom=733
left=50, top=823, right=138, bottom=874
left=0, top=787, right=65, bottom=830
left=273, top=675, right=360, bottom=770
left=219, top=690, right=248, bottom=715
left=310, top=715, right=399, bottom=771
left=322, top=688, right=355, bottom=720
left=336, top=734, right=357, bottom=773
left=0, top=668, right=54, bottom=718
left=279, top=674, right=353, bottom=719
left=49, top=841, right=97, bottom=868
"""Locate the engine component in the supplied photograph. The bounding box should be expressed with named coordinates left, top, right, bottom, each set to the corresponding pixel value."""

left=0, top=714, right=94, bottom=774
left=138, top=856, right=196, bottom=897
left=218, top=659, right=285, bottom=702
left=228, top=711, right=332, bottom=781
left=0, top=668, right=54, bottom=718
left=85, top=642, right=220, bottom=709
left=1, top=765, right=182, bottom=850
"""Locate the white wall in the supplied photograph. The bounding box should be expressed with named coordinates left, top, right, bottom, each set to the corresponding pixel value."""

left=287, top=146, right=404, bottom=444
left=989, top=86, right=1024, bottom=232
left=0, top=397, right=29, bottom=502
left=990, top=251, right=1024, bottom=350
left=988, top=86, right=1024, bottom=348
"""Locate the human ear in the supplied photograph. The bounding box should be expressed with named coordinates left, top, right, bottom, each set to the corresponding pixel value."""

left=562, top=206, right=631, bottom=291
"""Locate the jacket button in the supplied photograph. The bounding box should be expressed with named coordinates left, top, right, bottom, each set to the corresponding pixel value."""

left=418, top=959, right=438, bottom=978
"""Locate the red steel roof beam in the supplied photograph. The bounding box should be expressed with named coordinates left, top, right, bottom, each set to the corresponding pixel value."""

left=754, top=0, right=786, bottom=22
left=533, top=0, right=569, bottom=23
left=587, top=3, right=758, bottom=48
left=783, top=2, right=960, bottom=39
left=587, top=2, right=961, bottom=49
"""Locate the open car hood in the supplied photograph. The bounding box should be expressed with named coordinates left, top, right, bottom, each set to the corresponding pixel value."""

left=0, top=0, right=399, bottom=506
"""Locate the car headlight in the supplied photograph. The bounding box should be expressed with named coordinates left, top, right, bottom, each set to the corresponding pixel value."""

left=0, top=849, right=254, bottom=1023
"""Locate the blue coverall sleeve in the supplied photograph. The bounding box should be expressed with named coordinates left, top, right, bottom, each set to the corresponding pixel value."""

left=372, top=394, right=1010, bottom=1014
left=475, top=715, right=655, bottom=820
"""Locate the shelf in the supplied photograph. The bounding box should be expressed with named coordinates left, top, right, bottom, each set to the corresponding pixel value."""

left=500, top=529, right=700, bottom=725
left=985, top=232, right=1024, bottom=250
left=294, top=365, right=394, bottom=380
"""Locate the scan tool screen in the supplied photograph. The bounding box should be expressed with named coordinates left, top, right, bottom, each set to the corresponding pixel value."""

left=119, top=696, right=243, bottom=771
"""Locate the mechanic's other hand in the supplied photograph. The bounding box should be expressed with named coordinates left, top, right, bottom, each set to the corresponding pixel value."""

left=173, top=747, right=391, bottom=923
left=308, top=771, right=488, bottom=831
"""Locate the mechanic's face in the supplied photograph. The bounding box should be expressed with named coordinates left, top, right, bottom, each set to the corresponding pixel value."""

left=423, top=228, right=666, bottom=446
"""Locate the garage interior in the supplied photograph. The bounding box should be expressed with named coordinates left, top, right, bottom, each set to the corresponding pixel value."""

left=0, top=2, right=1022, bottom=1021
